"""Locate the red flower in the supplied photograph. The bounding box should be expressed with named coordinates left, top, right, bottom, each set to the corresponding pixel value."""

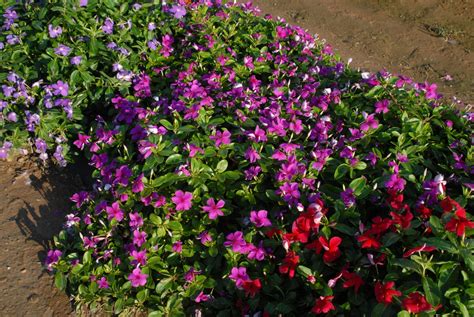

left=265, top=227, right=282, bottom=238
left=390, top=209, right=413, bottom=229
left=402, top=292, right=432, bottom=313
left=357, top=232, right=381, bottom=249
left=370, top=217, right=393, bottom=235
left=440, top=196, right=461, bottom=212
left=416, top=205, right=432, bottom=219
left=387, top=191, right=405, bottom=210
left=342, top=270, right=364, bottom=293
left=279, top=251, right=299, bottom=278
left=311, top=296, right=335, bottom=314
left=242, top=278, right=261, bottom=298
left=445, top=208, right=474, bottom=237
left=403, top=244, right=437, bottom=257
left=319, top=236, right=342, bottom=263
left=374, top=281, right=402, bottom=305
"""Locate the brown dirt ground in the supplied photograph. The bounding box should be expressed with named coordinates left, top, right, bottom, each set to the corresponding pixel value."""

left=245, top=0, right=474, bottom=105
left=0, top=1, right=473, bottom=316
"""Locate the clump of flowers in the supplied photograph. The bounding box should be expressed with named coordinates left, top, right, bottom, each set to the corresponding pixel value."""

left=2, top=0, right=473, bottom=316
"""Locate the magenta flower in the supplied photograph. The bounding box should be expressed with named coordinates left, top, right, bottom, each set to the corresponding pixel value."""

left=385, top=174, right=406, bottom=192
left=128, top=267, right=147, bottom=287
left=185, top=267, right=201, bottom=282
left=132, top=174, right=145, bottom=193
left=229, top=266, right=250, bottom=288
left=245, top=147, right=261, bottom=163
left=247, top=125, right=267, bottom=143
left=197, top=231, right=212, bottom=244
left=172, top=241, right=183, bottom=253
left=375, top=99, right=390, bottom=114
left=45, top=250, right=62, bottom=270
left=250, top=210, right=272, bottom=227
left=172, top=190, right=193, bottom=211
left=278, top=182, right=300, bottom=204
left=97, top=277, right=109, bottom=289
left=224, top=231, right=248, bottom=253
left=133, top=230, right=147, bottom=247
left=360, top=113, right=379, bottom=132
left=202, top=198, right=225, bottom=220
left=195, top=291, right=210, bottom=303
left=247, top=243, right=266, bottom=261
left=73, top=134, right=90, bottom=150
left=209, top=130, right=231, bottom=147
left=129, top=212, right=143, bottom=229
left=106, top=202, right=124, bottom=222
left=341, top=188, right=356, bottom=208
left=365, top=152, right=378, bottom=166
left=131, top=250, right=147, bottom=266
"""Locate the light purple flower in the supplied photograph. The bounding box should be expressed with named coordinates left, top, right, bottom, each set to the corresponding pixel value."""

left=171, top=190, right=193, bottom=211
left=169, top=5, right=187, bottom=19
left=128, top=267, right=147, bottom=287
left=6, top=112, right=17, bottom=122
left=70, top=56, right=82, bottom=65
left=250, top=210, right=272, bottom=227
left=54, top=44, right=71, bottom=56
left=202, top=198, right=225, bottom=220
left=48, top=24, right=62, bottom=38
left=102, top=18, right=114, bottom=34
left=79, top=0, right=88, bottom=6
left=52, top=80, right=69, bottom=96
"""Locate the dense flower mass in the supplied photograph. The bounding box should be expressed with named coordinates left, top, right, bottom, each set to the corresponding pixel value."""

left=1, top=0, right=473, bottom=316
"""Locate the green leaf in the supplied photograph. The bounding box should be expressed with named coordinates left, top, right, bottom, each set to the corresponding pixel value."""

left=155, top=277, right=174, bottom=294
left=334, top=164, right=349, bottom=180
left=397, top=311, right=410, bottom=317
left=349, top=176, right=367, bottom=196
left=216, top=160, right=228, bottom=173
left=456, top=300, right=470, bottom=317
left=54, top=273, right=67, bottom=291
left=137, top=289, right=149, bottom=302
left=165, top=154, right=183, bottom=165
left=159, top=119, right=173, bottom=130
left=296, top=265, right=312, bottom=277
left=168, top=221, right=183, bottom=232
left=381, top=232, right=400, bottom=247
left=422, top=276, right=441, bottom=306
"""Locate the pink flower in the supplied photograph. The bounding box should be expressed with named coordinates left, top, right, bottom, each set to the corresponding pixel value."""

left=250, top=210, right=272, bottom=227
left=375, top=99, right=390, bottom=114
left=360, top=113, right=379, bottom=132
left=224, top=231, right=248, bottom=253
left=229, top=266, right=250, bottom=288
left=129, top=212, right=143, bottom=229
left=131, top=250, right=147, bottom=266
left=245, top=147, right=261, bottom=163
left=106, top=202, right=124, bottom=222
left=209, top=130, right=231, bottom=147
left=128, top=267, right=147, bottom=287
left=195, top=291, right=210, bottom=303
left=133, top=230, right=147, bottom=247
left=73, top=134, right=90, bottom=150
left=97, top=277, right=109, bottom=289
left=202, top=198, right=225, bottom=220
left=172, top=190, right=193, bottom=211
left=172, top=241, right=183, bottom=253
left=197, top=231, right=212, bottom=244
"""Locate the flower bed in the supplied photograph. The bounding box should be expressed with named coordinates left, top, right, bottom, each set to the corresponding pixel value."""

left=2, top=0, right=474, bottom=316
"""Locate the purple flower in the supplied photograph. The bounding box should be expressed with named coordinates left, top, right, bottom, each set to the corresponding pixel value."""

left=48, top=24, right=62, bottom=38
left=45, top=250, right=62, bottom=271
left=35, top=138, right=47, bottom=153
left=6, top=35, right=19, bottom=45
left=133, top=74, right=151, bottom=98
left=202, top=198, right=225, bottom=220
left=396, top=153, right=409, bottom=163
left=70, top=56, right=82, bottom=65
left=128, top=267, right=147, bottom=287
left=73, top=134, right=91, bottom=150
left=106, top=202, right=124, bottom=222
left=51, top=80, right=69, bottom=96
left=244, top=166, right=262, bottom=181
left=385, top=174, right=406, bottom=192
left=375, top=99, right=390, bottom=114
left=278, top=182, right=300, bottom=204
left=172, top=241, right=183, bottom=253
left=133, top=230, right=147, bottom=247
left=0, top=141, right=12, bottom=160
left=132, top=174, right=145, bottom=193
left=250, top=210, right=272, bottom=227
left=365, top=152, right=378, bottom=166
left=224, top=231, right=248, bottom=253
left=247, top=125, right=267, bottom=143
left=171, top=190, right=193, bottom=211
left=169, top=5, right=187, bottom=19
left=79, top=0, right=88, bottom=6
left=360, top=113, right=379, bottom=132
left=148, top=22, right=156, bottom=31
left=115, top=165, right=132, bottom=186
left=229, top=266, right=249, bottom=288
left=54, top=44, right=71, bottom=56
left=6, top=112, right=17, bottom=122
left=209, top=130, right=231, bottom=147
left=341, top=188, right=356, bottom=208
left=102, top=18, right=114, bottom=34
left=97, top=277, right=109, bottom=289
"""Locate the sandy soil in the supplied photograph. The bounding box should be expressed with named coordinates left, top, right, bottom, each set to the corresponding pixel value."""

left=246, top=0, right=474, bottom=105
left=0, top=158, right=79, bottom=316
left=0, top=1, right=472, bottom=316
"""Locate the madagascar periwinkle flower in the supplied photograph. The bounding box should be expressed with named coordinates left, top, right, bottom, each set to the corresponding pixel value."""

left=360, top=113, right=379, bottom=132
left=202, top=198, right=225, bottom=220
left=249, top=210, right=272, bottom=227
left=48, top=24, right=62, bottom=38
left=133, top=230, right=147, bottom=247
left=54, top=44, right=71, bottom=56
left=229, top=266, right=249, bottom=288
left=45, top=250, right=62, bottom=271
left=97, top=277, right=109, bottom=289
left=171, top=190, right=193, bottom=211
left=197, top=231, right=212, bottom=244
left=102, top=18, right=114, bottom=34
left=375, top=99, right=390, bottom=114
left=70, top=56, right=82, bottom=65
left=106, top=202, right=124, bottom=222
left=385, top=174, right=406, bottom=192
left=172, top=241, right=183, bottom=253
left=341, top=188, right=356, bottom=208
left=224, top=231, right=248, bottom=253
left=169, top=5, right=186, bottom=19
left=128, top=267, right=147, bottom=287
left=194, top=291, right=210, bottom=303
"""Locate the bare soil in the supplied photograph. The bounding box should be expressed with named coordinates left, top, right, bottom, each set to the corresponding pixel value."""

left=246, top=0, right=474, bottom=105
left=0, top=1, right=472, bottom=316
